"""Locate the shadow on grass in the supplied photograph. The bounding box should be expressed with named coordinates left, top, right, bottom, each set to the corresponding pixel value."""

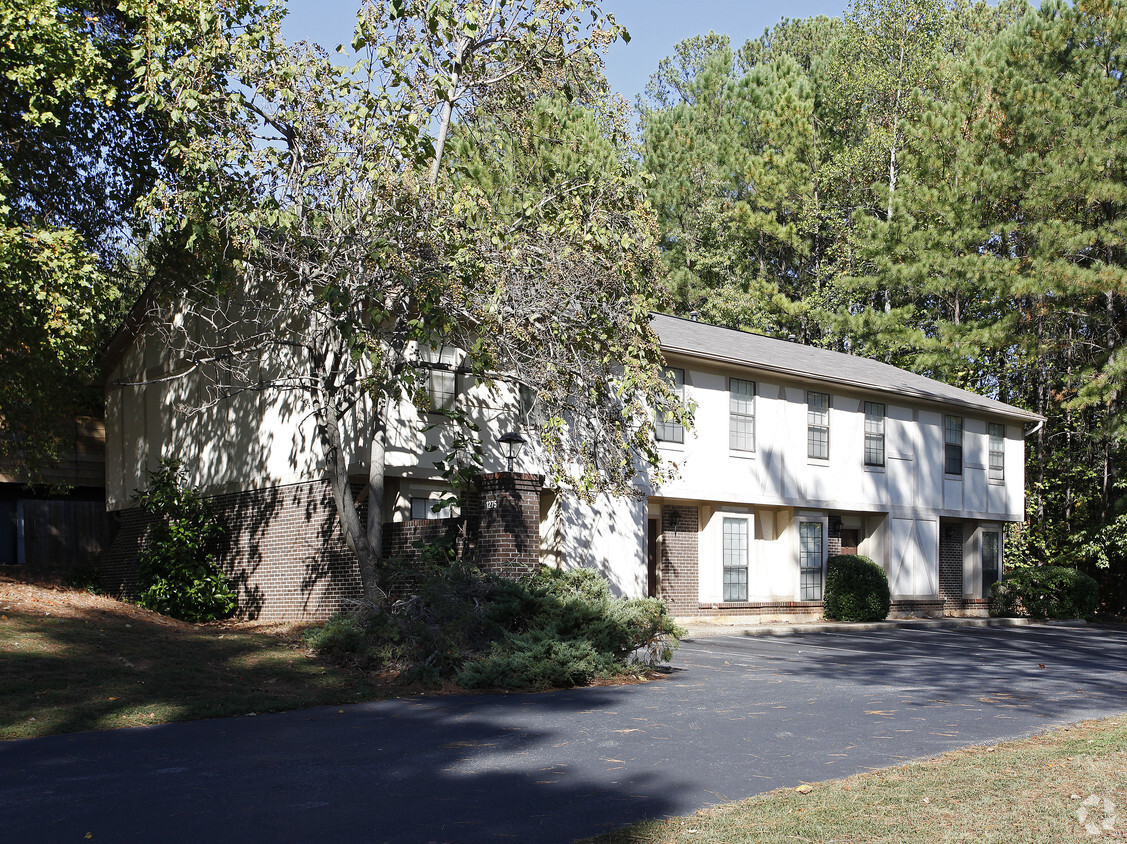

left=0, top=607, right=384, bottom=741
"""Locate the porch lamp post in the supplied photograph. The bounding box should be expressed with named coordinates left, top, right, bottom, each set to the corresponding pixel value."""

left=499, top=430, right=526, bottom=473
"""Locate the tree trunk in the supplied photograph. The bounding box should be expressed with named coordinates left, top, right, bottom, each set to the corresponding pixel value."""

left=315, top=389, right=386, bottom=606
left=366, top=401, right=388, bottom=568
left=429, top=35, right=469, bottom=185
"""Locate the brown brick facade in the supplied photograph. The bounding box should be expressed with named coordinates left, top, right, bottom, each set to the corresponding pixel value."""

left=99, top=472, right=543, bottom=622
left=383, top=519, right=461, bottom=562
left=101, top=479, right=366, bottom=621
left=889, top=597, right=946, bottom=617
left=695, top=600, right=824, bottom=618
left=938, top=521, right=964, bottom=606
left=658, top=504, right=699, bottom=616
left=461, top=473, right=542, bottom=578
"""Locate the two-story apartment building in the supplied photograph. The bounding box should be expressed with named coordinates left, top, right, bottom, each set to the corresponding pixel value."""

left=623, top=314, right=1043, bottom=619
left=101, top=311, right=1041, bottom=621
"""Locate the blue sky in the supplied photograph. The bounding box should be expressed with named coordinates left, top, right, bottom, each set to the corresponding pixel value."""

left=281, top=0, right=851, bottom=103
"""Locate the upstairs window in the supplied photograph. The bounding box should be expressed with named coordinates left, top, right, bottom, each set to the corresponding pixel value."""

left=729, top=378, right=755, bottom=452
left=945, top=416, right=963, bottom=475
left=864, top=401, right=886, bottom=466
left=807, top=391, right=830, bottom=459
left=988, top=423, right=1005, bottom=482
left=655, top=367, right=685, bottom=444
left=420, top=346, right=458, bottom=414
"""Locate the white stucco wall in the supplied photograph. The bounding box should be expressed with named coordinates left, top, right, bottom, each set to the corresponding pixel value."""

left=649, top=354, right=1030, bottom=605
left=655, top=355, right=1027, bottom=523
left=104, top=322, right=534, bottom=510
left=555, top=493, right=647, bottom=598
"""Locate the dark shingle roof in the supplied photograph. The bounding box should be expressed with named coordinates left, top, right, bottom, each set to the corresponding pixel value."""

left=651, top=313, right=1043, bottom=423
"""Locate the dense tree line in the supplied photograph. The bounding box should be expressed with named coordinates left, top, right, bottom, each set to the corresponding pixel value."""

left=639, top=0, right=1127, bottom=611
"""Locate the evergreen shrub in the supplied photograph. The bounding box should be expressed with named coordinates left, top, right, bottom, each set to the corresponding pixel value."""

left=304, top=614, right=366, bottom=656
left=823, top=554, right=891, bottom=622
left=134, top=460, right=236, bottom=623
left=990, top=565, right=1099, bottom=620
left=321, top=561, right=684, bottom=691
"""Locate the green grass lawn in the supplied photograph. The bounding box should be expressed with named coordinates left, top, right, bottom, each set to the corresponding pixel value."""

left=589, top=716, right=1127, bottom=843
left=0, top=595, right=392, bottom=741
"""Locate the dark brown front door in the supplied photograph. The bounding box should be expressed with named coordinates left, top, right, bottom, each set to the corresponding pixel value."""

left=840, top=529, right=859, bottom=556
left=647, top=518, right=660, bottom=597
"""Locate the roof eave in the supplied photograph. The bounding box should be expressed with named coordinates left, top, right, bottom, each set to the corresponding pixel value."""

left=660, top=344, right=1046, bottom=424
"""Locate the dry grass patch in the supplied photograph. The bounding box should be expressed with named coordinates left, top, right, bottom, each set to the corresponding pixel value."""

left=0, top=577, right=394, bottom=741
left=591, top=717, right=1127, bottom=843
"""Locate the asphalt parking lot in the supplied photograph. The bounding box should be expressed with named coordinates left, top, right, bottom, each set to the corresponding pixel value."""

left=2, top=624, right=1124, bottom=842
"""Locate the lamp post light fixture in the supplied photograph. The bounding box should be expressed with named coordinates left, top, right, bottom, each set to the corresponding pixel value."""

left=499, top=430, right=526, bottom=473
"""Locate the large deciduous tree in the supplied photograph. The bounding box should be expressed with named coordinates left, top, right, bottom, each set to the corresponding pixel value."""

left=124, top=0, right=682, bottom=605
left=0, top=0, right=162, bottom=475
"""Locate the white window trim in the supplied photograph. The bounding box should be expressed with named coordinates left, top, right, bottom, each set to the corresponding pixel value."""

left=796, top=512, right=829, bottom=602
left=718, top=511, right=754, bottom=603
left=728, top=377, right=756, bottom=454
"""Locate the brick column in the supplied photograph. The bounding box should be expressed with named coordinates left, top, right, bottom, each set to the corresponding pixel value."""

left=938, top=521, right=964, bottom=607
left=660, top=504, right=699, bottom=616
left=463, top=472, right=543, bottom=578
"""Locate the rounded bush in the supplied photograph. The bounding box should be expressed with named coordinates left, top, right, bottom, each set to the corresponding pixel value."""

left=304, top=614, right=366, bottom=656
left=823, top=554, right=891, bottom=622
left=990, top=565, right=1098, bottom=620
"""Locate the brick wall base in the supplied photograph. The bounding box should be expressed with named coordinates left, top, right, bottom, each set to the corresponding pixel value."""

left=101, top=479, right=365, bottom=622
left=889, top=598, right=946, bottom=618
left=99, top=473, right=544, bottom=623
left=693, top=600, right=824, bottom=620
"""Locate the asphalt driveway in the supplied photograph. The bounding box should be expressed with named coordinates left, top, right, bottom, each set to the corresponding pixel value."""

left=2, top=624, right=1125, bottom=842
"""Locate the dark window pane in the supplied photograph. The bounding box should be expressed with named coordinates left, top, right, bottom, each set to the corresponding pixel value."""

left=988, top=423, right=1004, bottom=481
left=982, top=531, right=1000, bottom=592
left=945, top=442, right=963, bottom=475
left=723, top=517, right=749, bottom=602
left=864, top=402, right=885, bottom=466
left=944, top=417, right=963, bottom=474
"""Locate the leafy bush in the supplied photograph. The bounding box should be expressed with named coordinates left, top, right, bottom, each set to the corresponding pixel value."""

left=304, top=614, right=366, bottom=656
left=134, top=460, right=236, bottom=623
left=823, top=554, right=891, bottom=622
left=322, top=561, right=684, bottom=691
left=990, top=565, right=1099, bottom=620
